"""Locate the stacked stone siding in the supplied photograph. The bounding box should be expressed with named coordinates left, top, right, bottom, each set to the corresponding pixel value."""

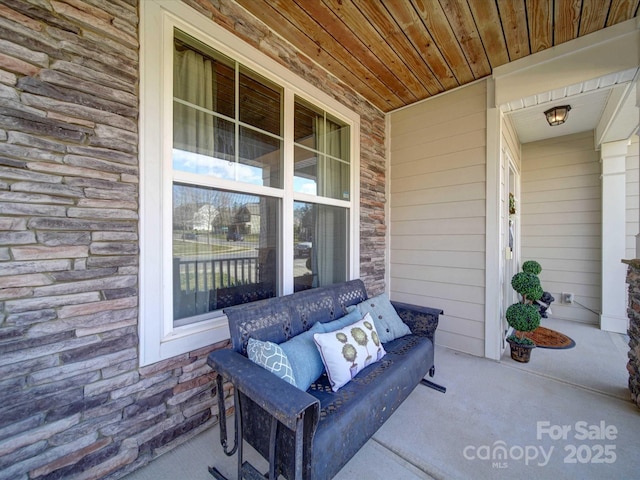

left=0, top=0, right=386, bottom=478
left=624, top=260, right=640, bottom=409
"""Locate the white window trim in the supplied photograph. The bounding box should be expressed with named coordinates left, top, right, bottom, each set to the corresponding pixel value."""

left=139, top=0, right=360, bottom=366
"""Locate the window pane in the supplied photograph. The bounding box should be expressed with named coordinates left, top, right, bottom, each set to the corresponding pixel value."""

left=294, top=201, right=348, bottom=292
left=239, top=126, right=282, bottom=188
left=173, top=184, right=279, bottom=325
left=294, top=150, right=349, bottom=200
left=174, top=32, right=235, bottom=119
left=294, top=97, right=350, bottom=200
left=173, top=115, right=235, bottom=175
left=294, top=98, right=321, bottom=146
left=240, top=66, right=282, bottom=136
left=173, top=32, right=284, bottom=189
left=173, top=32, right=236, bottom=171
left=325, top=115, right=350, bottom=163
left=294, top=146, right=317, bottom=195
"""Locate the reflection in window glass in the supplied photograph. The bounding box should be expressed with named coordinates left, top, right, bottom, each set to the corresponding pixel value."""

left=172, top=116, right=235, bottom=175
left=293, top=146, right=317, bottom=196
left=173, top=32, right=235, bottom=118
left=172, top=30, right=283, bottom=188
left=239, top=66, right=282, bottom=136
left=239, top=126, right=282, bottom=187
left=293, top=96, right=350, bottom=200
left=293, top=201, right=348, bottom=292
left=173, top=184, right=278, bottom=325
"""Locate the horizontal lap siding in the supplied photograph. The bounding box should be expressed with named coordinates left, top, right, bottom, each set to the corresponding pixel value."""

left=389, top=81, right=487, bottom=356
left=626, top=136, right=639, bottom=259
left=521, top=132, right=601, bottom=324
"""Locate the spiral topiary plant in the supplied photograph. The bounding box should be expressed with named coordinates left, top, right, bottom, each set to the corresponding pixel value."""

left=506, top=266, right=543, bottom=347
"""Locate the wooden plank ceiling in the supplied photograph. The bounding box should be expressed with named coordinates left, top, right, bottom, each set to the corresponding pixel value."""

left=237, top=0, right=640, bottom=113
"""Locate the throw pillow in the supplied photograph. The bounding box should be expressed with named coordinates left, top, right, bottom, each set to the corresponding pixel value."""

left=316, top=308, right=363, bottom=333
left=313, top=313, right=386, bottom=392
left=278, top=310, right=362, bottom=392
left=353, top=293, right=411, bottom=343
left=279, top=322, right=325, bottom=392
left=247, top=338, right=297, bottom=388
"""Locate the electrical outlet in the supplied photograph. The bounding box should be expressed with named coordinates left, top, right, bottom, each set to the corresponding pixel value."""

left=562, top=292, right=574, bottom=304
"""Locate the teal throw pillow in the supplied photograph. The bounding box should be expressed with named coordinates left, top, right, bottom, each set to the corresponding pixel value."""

left=317, top=308, right=363, bottom=332
left=279, top=322, right=325, bottom=392
left=247, top=338, right=296, bottom=387
left=354, top=293, right=411, bottom=343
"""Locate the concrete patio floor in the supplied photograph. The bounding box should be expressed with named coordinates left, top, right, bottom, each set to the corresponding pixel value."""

left=122, top=318, right=639, bottom=480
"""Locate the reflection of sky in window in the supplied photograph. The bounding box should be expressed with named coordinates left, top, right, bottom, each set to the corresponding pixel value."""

left=294, top=177, right=316, bottom=195
left=173, top=149, right=264, bottom=186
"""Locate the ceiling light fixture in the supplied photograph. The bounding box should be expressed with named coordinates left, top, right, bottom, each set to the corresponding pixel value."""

left=544, top=105, right=572, bottom=126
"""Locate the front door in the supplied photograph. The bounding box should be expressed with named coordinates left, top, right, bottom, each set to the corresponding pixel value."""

left=501, top=155, right=519, bottom=353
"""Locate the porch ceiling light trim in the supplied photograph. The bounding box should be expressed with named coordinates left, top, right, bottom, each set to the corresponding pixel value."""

left=544, top=105, right=571, bottom=126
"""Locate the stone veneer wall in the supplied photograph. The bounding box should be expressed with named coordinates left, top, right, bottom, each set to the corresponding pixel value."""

left=624, top=259, right=640, bottom=409
left=0, top=0, right=386, bottom=479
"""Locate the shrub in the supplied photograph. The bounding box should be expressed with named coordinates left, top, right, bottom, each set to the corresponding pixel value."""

left=522, top=260, right=542, bottom=275
left=506, top=303, right=540, bottom=344
left=506, top=260, right=546, bottom=348
left=510, top=272, right=543, bottom=302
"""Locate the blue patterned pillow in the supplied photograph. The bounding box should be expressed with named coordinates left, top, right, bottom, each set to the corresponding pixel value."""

left=353, top=293, right=411, bottom=343
left=247, top=338, right=296, bottom=387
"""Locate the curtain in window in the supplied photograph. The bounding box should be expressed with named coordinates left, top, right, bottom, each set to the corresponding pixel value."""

left=313, top=118, right=348, bottom=286
left=173, top=46, right=216, bottom=157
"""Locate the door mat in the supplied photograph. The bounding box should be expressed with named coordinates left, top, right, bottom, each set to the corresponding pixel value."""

left=522, top=326, right=576, bottom=349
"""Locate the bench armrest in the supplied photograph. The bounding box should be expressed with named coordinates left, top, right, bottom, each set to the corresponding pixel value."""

left=207, top=349, right=320, bottom=432
left=391, top=301, right=443, bottom=344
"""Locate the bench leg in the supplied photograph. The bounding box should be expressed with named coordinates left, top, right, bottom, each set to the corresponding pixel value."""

left=207, top=466, right=228, bottom=480
left=208, top=375, right=242, bottom=479
left=421, top=367, right=446, bottom=393
left=420, top=378, right=446, bottom=393
left=208, top=380, right=283, bottom=480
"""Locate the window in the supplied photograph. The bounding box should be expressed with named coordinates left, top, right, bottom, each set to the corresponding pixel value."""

left=140, top=1, right=360, bottom=365
left=293, top=201, right=348, bottom=292
left=171, top=31, right=282, bottom=326
left=172, top=185, right=279, bottom=325
left=294, top=97, right=350, bottom=200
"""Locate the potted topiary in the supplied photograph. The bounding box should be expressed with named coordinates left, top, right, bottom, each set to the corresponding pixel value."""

left=506, top=260, right=543, bottom=363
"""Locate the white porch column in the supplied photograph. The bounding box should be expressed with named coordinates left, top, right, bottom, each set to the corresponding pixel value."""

left=485, top=79, right=502, bottom=361
left=601, top=140, right=629, bottom=333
